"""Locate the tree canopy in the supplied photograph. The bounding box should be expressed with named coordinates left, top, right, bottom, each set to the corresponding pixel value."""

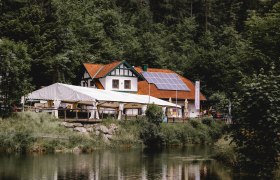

left=0, top=39, right=32, bottom=109
left=0, top=0, right=279, bottom=103
left=231, top=66, right=280, bottom=177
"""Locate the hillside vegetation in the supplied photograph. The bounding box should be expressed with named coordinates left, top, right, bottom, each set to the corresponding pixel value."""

left=1, top=0, right=280, bottom=108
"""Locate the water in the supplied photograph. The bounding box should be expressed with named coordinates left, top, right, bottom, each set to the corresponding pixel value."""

left=0, top=146, right=235, bottom=180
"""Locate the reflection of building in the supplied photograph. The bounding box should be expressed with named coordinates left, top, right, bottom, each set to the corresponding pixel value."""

left=161, top=163, right=200, bottom=180
left=81, top=61, right=206, bottom=118
left=0, top=149, right=231, bottom=180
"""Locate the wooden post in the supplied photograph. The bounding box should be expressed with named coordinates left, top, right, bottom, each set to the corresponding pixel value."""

left=47, top=100, right=53, bottom=108
left=75, top=110, right=78, bottom=120
left=64, top=109, right=66, bottom=121
left=87, top=109, right=89, bottom=120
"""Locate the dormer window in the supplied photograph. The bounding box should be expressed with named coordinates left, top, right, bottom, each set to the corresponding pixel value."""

left=112, top=79, right=119, bottom=89
left=124, top=80, right=131, bottom=89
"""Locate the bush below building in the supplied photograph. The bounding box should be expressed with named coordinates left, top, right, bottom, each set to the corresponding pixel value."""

left=0, top=112, right=226, bottom=153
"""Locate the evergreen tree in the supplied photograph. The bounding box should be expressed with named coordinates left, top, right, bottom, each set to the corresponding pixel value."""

left=0, top=39, right=32, bottom=111
left=245, top=2, right=280, bottom=69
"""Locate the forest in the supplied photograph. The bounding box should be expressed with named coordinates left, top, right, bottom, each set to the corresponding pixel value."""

left=0, top=0, right=279, bottom=106
left=1, top=0, right=280, bottom=177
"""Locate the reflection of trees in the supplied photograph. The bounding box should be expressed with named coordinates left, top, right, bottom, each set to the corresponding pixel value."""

left=0, top=147, right=233, bottom=179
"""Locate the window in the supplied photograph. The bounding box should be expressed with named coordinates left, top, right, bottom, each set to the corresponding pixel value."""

left=112, top=79, right=119, bottom=89
left=90, top=80, right=94, bottom=87
left=126, top=109, right=139, bottom=115
left=124, top=80, right=131, bottom=89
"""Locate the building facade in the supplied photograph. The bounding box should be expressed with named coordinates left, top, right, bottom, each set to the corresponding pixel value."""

left=81, top=61, right=206, bottom=118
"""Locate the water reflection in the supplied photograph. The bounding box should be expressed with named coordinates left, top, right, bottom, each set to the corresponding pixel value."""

left=0, top=146, right=233, bottom=180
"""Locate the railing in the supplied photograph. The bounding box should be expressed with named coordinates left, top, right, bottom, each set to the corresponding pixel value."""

left=123, top=114, right=145, bottom=121
left=24, top=107, right=229, bottom=123
left=28, top=108, right=124, bottom=122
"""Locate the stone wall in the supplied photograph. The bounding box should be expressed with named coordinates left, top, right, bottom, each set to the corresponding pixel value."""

left=59, top=122, right=118, bottom=143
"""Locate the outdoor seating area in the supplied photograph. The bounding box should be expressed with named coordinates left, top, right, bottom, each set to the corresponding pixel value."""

left=26, top=83, right=181, bottom=122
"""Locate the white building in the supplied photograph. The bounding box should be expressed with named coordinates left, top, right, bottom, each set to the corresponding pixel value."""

left=81, top=61, right=206, bottom=118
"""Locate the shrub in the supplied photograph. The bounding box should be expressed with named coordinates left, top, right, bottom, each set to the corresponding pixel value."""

left=161, top=124, right=182, bottom=145
left=201, top=117, right=214, bottom=126
left=160, top=121, right=225, bottom=146
left=189, top=119, right=200, bottom=128
left=111, top=120, right=143, bottom=147
left=0, top=131, right=35, bottom=152
left=213, top=137, right=237, bottom=166
left=101, top=118, right=119, bottom=126
left=145, top=104, right=163, bottom=125
left=140, top=122, right=164, bottom=148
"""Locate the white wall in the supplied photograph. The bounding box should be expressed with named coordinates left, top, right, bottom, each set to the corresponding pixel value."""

left=167, top=100, right=200, bottom=118
left=188, top=102, right=200, bottom=118
left=84, top=72, right=90, bottom=78
left=99, top=77, right=106, bottom=89
left=104, top=76, right=138, bottom=92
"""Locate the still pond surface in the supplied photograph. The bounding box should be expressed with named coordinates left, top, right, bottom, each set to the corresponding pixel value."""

left=0, top=146, right=246, bottom=180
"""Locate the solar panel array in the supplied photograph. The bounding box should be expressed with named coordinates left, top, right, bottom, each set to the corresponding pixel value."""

left=142, top=72, right=190, bottom=91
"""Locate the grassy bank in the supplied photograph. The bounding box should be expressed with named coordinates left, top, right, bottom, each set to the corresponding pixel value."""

left=213, top=136, right=280, bottom=179
left=213, top=137, right=237, bottom=166
left=161, top=118, right=225, bottom=145
left=0, top=112, right=100, bottom=153
left=0, top=112, right=225, bottom=153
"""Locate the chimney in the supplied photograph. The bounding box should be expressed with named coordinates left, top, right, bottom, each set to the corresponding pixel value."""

left=143, top=64, right=148, bottom=72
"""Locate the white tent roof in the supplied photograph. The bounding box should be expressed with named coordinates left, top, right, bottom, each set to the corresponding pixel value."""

left=27, top=83, right=180, bottom=108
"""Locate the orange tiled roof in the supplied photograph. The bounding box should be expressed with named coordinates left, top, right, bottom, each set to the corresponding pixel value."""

left=83, top=61, right=122, bottom=78
left=83, top=63, right=103, bottom=78
left=135, top=67, right=206, bottom=101
left=94, top=61, right=122, bottom=78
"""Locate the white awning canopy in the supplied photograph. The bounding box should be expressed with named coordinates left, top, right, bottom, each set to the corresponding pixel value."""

left=27, top=83, right=180, bottom=108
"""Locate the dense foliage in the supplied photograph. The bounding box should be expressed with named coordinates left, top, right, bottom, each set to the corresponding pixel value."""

left=231, top=67, right=280, bottom=178
left=140, top=104, right=164, bottom=147
left=140, top=104, right=225, bottom=148
left=1, top=1, right=279, bottom=97
left=1, top=1, right=280, bottom=175
left=0, top=39, right=32, bottom=113
left=145, top=104, right=163, bottom=125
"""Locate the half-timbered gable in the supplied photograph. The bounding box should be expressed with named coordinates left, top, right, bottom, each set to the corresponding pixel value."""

left=109, top=63, right=137, bottom=77
left=81, top=61, right=143, bottom=92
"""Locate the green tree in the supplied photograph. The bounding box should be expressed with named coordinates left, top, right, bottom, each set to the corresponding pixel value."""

left=140, top=104, right=164, bottom=148
left=145, top=104, right=163, bottom=125
left=245, top=2, right=280, bottom=69
left=231, top=66, right=280, bottom=178
left=0, top=0, right=84, bottom=86
left=184, top=28, right=245, bottom=97
left=0, top=39, right=32, bottom=112
left=208, top=92, right=229, bottom=113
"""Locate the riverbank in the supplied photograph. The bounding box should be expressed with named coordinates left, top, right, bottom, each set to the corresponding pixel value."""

left=0, top=112, right=226, bottom=153
left=213, top=136, right=280, bottom=179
